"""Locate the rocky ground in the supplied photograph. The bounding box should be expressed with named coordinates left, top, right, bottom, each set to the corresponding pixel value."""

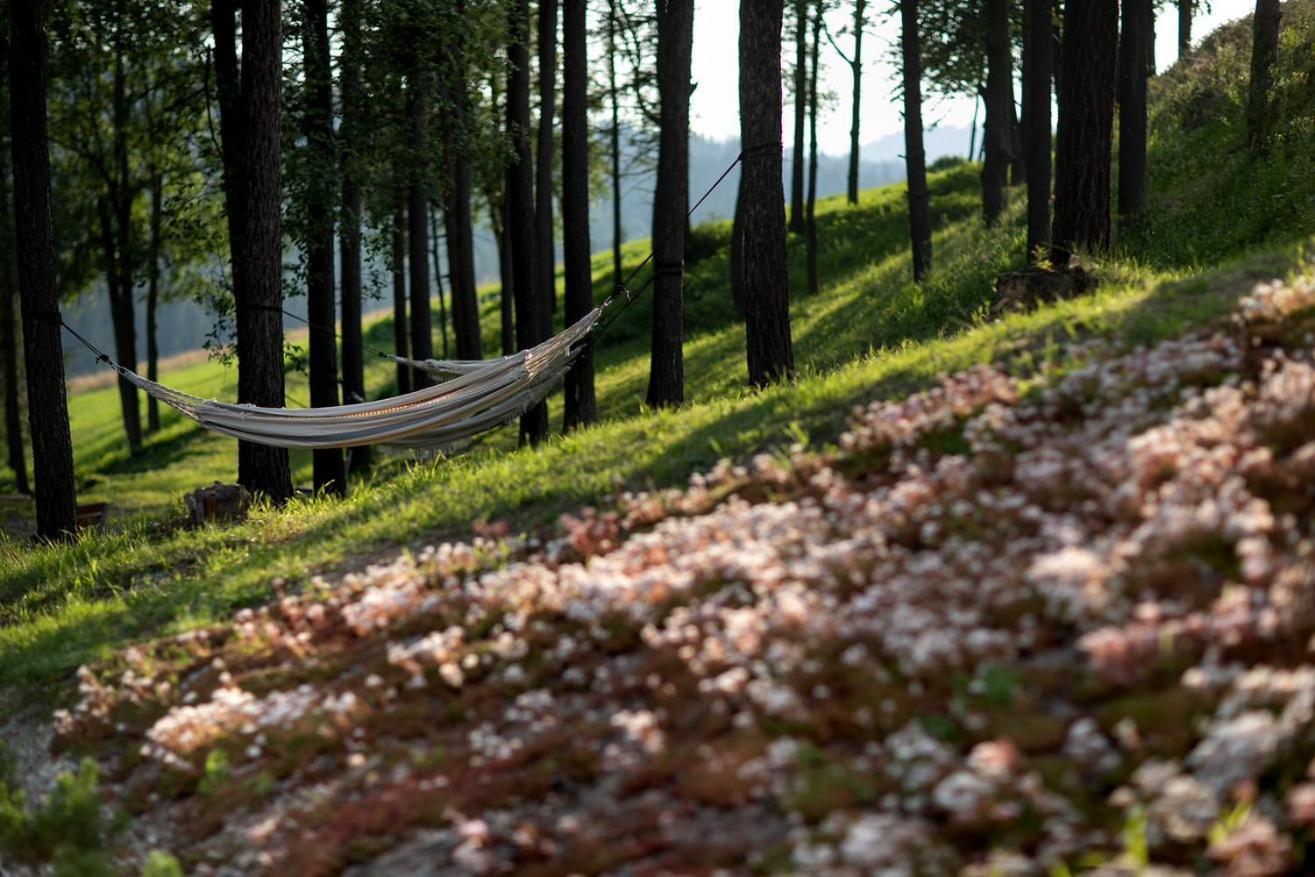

left=27, top=276, right=1315, bottom=875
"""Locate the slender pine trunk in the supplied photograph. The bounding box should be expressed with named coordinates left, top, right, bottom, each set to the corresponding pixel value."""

left=901, top=0, right=932, bottom=281
left=561, top=0, right=596, bottom=428
left=508, top=0, right=548, bottom=444
left=429, top=204, right=449, bottom=360
left=9, top=1, right=77, bottom=537
left=1178, top=0, right=1193, bottom=58
left=407, top=67, right=434, bottom=388
left=1118, top=0, right=1150, bottom=222
left=302, top=0, right=344, bottom=496
left=846, top=0, right=866, bottom=205
left=1247, top=0, right=1283, bottom=153
left=789, top=0, right=807, bottom=233
left=805, top=4, right=821, bottom=297
left=740, top=0, right=793, bottom=388
left=1052, top=0, right=1118, bottom=266
left=391, top=191, right=411, bottom=395
left=608, top=0, right=624, bottom=289
left=445, top=2, right=482, bottom=363
left=536, top=0, right=558, bottom=319
left=146, top=172, right=162, bottom=433
left=492, top=198, right=515, bottom=356
left=982, top=0, right=1012, bottom=224
left=1023, top=0, right=1052, bottom=261
left=647, top=0, right=694, bottom=409
left=0, top=57, right=29, bottom=494
left=339, top=0, right=369, bottom=469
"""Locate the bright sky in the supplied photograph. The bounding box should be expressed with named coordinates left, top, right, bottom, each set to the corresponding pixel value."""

left=689, top=0, right=1259, bottom=155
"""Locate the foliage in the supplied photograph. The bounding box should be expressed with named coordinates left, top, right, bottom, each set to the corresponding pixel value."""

left=0, top=758, right=117, bottom=873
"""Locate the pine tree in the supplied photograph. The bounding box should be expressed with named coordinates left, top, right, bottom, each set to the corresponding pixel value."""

left=1022, top=0, right=1052, bottom=260
left=901, top=0, right=933, bottom=281
left=740, top=0, right=794, bottom=388
left=562, top=0, right=596, bottom=428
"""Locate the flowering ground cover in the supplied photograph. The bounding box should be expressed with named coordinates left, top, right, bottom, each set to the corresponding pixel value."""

left=36, top=274, right=1315, bottom=875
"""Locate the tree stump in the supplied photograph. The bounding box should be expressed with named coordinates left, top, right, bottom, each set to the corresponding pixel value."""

left=184, top=483, right=252, bottom=527
left=993, top=263, right=1099, bottom=316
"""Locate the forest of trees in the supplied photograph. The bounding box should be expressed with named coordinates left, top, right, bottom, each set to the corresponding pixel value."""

left=0, top=0, right=1287, bottom=540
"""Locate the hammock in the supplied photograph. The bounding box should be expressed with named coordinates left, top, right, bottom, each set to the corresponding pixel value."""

left=62, top=146, right=762, bottom=454
left=94, top=307, right=602, bottom=451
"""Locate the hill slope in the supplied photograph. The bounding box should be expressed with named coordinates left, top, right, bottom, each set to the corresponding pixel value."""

left=3, top=5, right=1315, bottom=873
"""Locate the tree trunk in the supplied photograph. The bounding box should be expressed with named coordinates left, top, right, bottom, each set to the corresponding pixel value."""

left=429, top=204, right=450, bottom=360
left=647, top=0, right=694, bottom=409
left=445, top=2, right=482, bottom=363
left=0, top=54, right=29, bottom=494
left=805, top=4, right=821, bottom=298
left=1178, top=0, right=1193, bottom=58
left=339, top=0, right=369, bottom=470
left=98, top=196, right=141, bottom=453
left=730, top=175, right=746, bottom=316
left=847, top=0, right=866, bottom=205
left=107, top=15, right=142, bottom=454
left=8, top=1, right=77, bottom=538
left=302, top=0, right=344, bottom=496
left=740, top=0, right=794, bottom=388
left=1052, top=0, right=1117, bottom=266
left=507, top=0, right=548, bottom=444
left=561, top=0, right=596, bottom=429
left=1023, top=0, right=1052, bottom=261
left=1009, top=95, right=1026, bottom=185
left=146, top=172, right=162, bottom=433
left=607, top=0, right=624, bottom=289
left=213, top=0, right=292, bottom=501
left=536, top=0, right=558, bottom=319
left=1247, top=0, right=1282, bottom=153
left=901, top=0, right=933, bottom=281
left=491, top=198, right=515, bottom=356
left=982, top=0, right=1012, bottom=225
left=391, top=191, right=411, bottom=395
left=407, top=68, right=434, bottom=389
left=789, top=0, right=807, bottom=233
left=1118, top=0, right=1150, bottom=222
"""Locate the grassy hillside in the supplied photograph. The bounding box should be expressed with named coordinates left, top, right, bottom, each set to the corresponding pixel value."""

left=1, top=1, right=1313, bottom=694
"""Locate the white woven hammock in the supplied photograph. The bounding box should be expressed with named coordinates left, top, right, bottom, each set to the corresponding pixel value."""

left=107, top=308, right=602, bottom=451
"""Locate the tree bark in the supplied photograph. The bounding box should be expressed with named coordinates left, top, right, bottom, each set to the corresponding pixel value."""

left=730, top=175, right=746, bottom=316
left=0, top=52, right=29, bottom=494
left=1023, top=0, right=1052, bottom=261
left=1118, top=0, right=1150, bottom=222
left=536, top=0, right=558, bottom=320
left=429, top=203, right=450, bottom=360
left=740, top=0, right=794, bottom=388
left=1052, top=0, right=1118, bottom=266
left=492, top=198, right=515, bottom=356
left=846, top=0, right=866, bottom=205
left=607, top=0, right=624, bottom=289
left=339, top=0, right=370, bottom=470
left=805, top=4, right=821, bottom=298
left=146, top=172, right=162, bottom=433
left=445, top=1, right=482, bottom=363
left=1247, top=0, right=1282, bottom=153
left=407, top=67, right=434, bottom=389
left=302, top=0, right=345, bottom=496
left=647, top=0, right=694, bottom=409
left=391, top=191, right=411, bottom=395
left=901, top=0, right=932, bottom=282
left=561, top=0, right=596, bottom=429
left=508, top=0, right=548, bottom=444
left=8, top=2, right=77, bottom=538
left=213, top=0, right=292, bottom=501
left=1178, top=0, right=1193, bottom=58
left=982, top=0, right=1012, bottom=225
left=789, top=0, right=807, bottom=233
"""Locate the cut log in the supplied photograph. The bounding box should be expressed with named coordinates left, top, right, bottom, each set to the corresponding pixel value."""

left=184, top=483, right=252, bottom=527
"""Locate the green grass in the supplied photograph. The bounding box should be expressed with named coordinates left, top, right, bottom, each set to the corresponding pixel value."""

left=3, top=1, right=1315, bottom=693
